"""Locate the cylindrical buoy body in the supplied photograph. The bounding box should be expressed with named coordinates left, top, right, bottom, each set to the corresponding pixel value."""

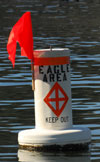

left=33, top=49, right=72, bottom=130
left=18, top=48, right=91, bottom=150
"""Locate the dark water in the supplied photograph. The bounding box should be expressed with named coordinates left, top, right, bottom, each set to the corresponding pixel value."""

left=0, top=0, right=100, bottom=161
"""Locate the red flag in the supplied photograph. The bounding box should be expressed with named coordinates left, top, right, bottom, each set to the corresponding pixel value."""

left=7, top=12, right=33, bottom=68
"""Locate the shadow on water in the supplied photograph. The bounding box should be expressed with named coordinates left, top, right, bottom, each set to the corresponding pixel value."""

left=0, top=0, right=100, bottom=161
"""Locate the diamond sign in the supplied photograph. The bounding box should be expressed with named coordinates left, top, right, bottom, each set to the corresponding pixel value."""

left=44, top=82, right=69, bottom=117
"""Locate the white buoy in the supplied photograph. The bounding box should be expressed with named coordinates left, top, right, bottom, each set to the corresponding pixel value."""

left=18, top=48, right=91, bottom=151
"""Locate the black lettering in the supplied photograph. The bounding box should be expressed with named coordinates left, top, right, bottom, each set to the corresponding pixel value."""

left=46, top=117, right=51, bottom=123
left=63, top=73, right=67, bottom=81
left=66, top=64, right=69, bottom=72
left=50, top=74, right=55, bottom=82
left=61, top=65, right=65, bottom=73
left=47, top=66, right=52, bottom=74
left=57, top=73, right=61, bottom=82
left=49, top=117, right=52, bottom=123
left=60, top=116, right=69, bottom=123
left=46, top=118, right=49, bottom=122
left=45, top=117, right=58, bottom=123
left=39, top=66, right=44, bottom=74
left=54, top=65, right=59, bottom=73
left=43, top=74, right=48, bottom=82
left=52, top=117, right=55, bottom=123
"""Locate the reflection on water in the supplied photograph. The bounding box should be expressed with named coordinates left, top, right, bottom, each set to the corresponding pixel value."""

left=0, top=0, right=100, bottom=161
left=18, top=149, right=91, bottom=162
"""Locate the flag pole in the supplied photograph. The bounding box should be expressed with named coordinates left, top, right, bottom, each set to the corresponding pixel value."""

left=31, top=51, right=35, bottom=91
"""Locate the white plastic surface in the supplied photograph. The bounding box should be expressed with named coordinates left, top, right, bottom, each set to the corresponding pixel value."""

left=34, top=48, right=72, bottom=130
left=18, top=127, right=91, bottom=146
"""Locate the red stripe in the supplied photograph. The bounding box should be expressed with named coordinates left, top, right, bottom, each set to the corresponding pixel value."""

left=34, top=56, right=70, bottom=65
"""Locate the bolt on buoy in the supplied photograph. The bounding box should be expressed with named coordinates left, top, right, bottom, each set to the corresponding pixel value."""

left=18, top=48, right=91, bottom=151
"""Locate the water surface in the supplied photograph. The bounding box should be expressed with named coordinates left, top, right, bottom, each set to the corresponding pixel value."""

left=0, top=0, right=100, bottom=161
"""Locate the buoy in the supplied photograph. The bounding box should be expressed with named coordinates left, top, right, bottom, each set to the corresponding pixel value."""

left=18, top=48, right=91, bottom=151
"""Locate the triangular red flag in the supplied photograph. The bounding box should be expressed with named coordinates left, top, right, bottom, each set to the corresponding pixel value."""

left=7, top=12, right=33, bottom=68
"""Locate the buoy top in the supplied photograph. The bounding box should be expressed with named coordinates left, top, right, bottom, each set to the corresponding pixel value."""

left=33, top=48, right=70, bottom=58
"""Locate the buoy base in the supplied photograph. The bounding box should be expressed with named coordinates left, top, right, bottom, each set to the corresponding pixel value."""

left=18, top=127, right=91, bottom=151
